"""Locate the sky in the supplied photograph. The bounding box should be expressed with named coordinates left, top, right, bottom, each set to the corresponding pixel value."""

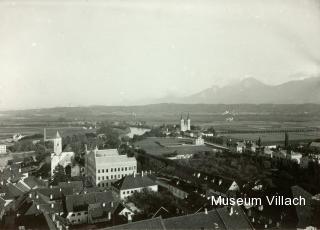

left=0, top=0, right=320, bottom=110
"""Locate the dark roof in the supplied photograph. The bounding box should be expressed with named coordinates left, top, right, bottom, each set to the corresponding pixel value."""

left=36, top=186, right=73, bottom=200
left=23, top=176, right=47, bottom=189
left=58, top=181, right=83, bottom=193
left=216, top=206, right=253, bottom=230
left=104, top=207, right=253, bottom=230
left=163, top=209, right=226, bottom=230
left=89, top=201, right=120, bottom=221
left=156, top=177, right=197, bottom=194
left=106, top=217, right=166, bottom=230
left=65, top=191, right=115, bottom=213
left=112, top=174, right=157, bottom=190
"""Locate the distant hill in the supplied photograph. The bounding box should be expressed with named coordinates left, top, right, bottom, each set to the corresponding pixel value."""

left=160, top=77, right=320, bottom=104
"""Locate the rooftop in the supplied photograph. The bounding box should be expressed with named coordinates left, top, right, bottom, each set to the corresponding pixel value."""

left=112, top=173, right=157, bottom=190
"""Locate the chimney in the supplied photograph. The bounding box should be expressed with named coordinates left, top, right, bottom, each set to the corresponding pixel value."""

left=219, top=179, right=222, bottom=185
left=128, top=214, right=132, bottom=223
left=59, top=188, right=62, bottom=192
left=108, top=211, right=111, bottom=220
left=85, top=144, right=88, bottom=153
left=52, top=214, right=55, bottom=221
left=204, top=208, right=208, bottom=214
left=50, top=194, right=53, bottom=200
left=229, top=207, right=234, bottom=216
left=29, top=193, right=32, bottom=198
left=51, top=203, right=54, bottom=208
left=133, top=172, right=136, bottom=178
left=110, top=201, right=114, bottom=207
left=84, top=190, right=87, bottom=194
left=142, top=171, right=144, bottom=177
left=36, top=194, right=39, bottom=199
left=68, top=181, right=70, bottom=184
left=36, top=205, right=40, bottom=210
left=19, top=168, right=21, bottom=173
left=102, top=202, right=106, bottom=207
left=50, top=185, right=53, bottom=189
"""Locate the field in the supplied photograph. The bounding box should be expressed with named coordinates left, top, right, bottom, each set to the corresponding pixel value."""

left=224, top=131, right=320, bottom=145
left=134, top=137, right=213, bottom=156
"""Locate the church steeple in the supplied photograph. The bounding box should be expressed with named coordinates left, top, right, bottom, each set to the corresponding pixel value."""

left=56, top=131, right=61, bottom=138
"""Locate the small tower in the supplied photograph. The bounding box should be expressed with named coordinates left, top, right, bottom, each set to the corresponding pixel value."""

left=187, top=113, right=191, bottom=131
left=180, top=114, right=185, bottom=131
left=53, top=131, right=62, bottom=155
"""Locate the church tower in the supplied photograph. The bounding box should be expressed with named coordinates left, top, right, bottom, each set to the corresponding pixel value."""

left=187, top=113, right=191, bottom=131
left=53, top=131, right=62, bottom=155
left=180, top=114, right=185, bottom=131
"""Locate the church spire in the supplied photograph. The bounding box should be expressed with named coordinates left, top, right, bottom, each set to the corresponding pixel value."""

left=56, top=131, right=61, bottom=138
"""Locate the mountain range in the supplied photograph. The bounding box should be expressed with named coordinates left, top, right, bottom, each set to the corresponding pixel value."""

left=158, top=77, right=320, bottom=104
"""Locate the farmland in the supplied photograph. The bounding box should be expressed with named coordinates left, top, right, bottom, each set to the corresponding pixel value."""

left=134, top=137, right=213, bottom=156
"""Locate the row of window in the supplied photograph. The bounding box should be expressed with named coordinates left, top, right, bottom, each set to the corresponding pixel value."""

left=71, top=211, right=88, bottom=217
left=97, top=166, right=136, bottom=174
left=97, top=173, right=129, bottom=181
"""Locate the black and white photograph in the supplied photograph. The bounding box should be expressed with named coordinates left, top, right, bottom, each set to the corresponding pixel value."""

left=0, top=0, right=320, bottom=229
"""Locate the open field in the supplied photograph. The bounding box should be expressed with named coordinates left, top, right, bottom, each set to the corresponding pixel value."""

left=224, top=131, right=320, bottom=144
left=134, top=137, right=213, bottom=156
left=0, top=125, right=96, bottom=139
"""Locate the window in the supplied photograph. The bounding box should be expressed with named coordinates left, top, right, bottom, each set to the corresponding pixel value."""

left=106, top=169, right=108, bottom=172
left=118, top=168, right=120, bottom=171
left=102, top=176, right=104, bottom=180
left=98, top=177, right=100, bottom=180
left=118, top=174, right=120, bottom=178
left=102, top=169, right=104, bottom=173
left=98, top=184, right=100, bottom=187
left=71, top=214, right=75, bottom=217
left=127, top=191, right=130, bottom=194
left=111, top=175, right=113, bottom=179
left=131, top=191, right=133, bottom=193
left=77, top=213, right=81, bottom=216
left=111, top=168, right=113, bottom=172
left=98, top=169, right=100, bottom=173
left=114, top=168, right=117, bottom=172
left=106, top=176, right=109, bottom=179
left=125, top=167, right=127, bottom=171
left=123, top=191, right=125, bottom=194
left=121, top=167, right=124, bottom=171
left=84, top=212, right=88, bottom=215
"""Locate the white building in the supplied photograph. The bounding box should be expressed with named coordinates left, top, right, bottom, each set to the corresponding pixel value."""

left=112, top=172, right=158, bottom=200
left=194, top=136, right=204, bottom=146
left=180, top=114, right=191, bottom=132
left=51, top=131, right=75, bottom=176
left=86, top=147, right=137, bottom=188
left=0, top=144, right=6, bottom=154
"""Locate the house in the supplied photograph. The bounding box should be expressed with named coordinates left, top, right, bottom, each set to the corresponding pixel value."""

left=236, top=142, right=246, bottom=153
left=0, top=144, right=6, bottom=154
left=156, top=178, right=197, bottom=199
left=64, top=191, right=120, bottom=225
left=310, top=142, right=320, bottom=150
left=112, top=172, right=158, bottom=200
left=194, top=136, right=204, bottom=146
left=206, top=177, right=239, bottom=199
left=286, top=152, right=303, bottom=164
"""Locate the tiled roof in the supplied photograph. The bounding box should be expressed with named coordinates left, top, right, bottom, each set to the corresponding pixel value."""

left=23, top=176, right=47, bottom=189
left=104, top=207, right=253, bottom=230
left=112, top=174, right=156, bottom=190
left=58, top=181, right=83, bottom=193
left=65, top=191, right=115, bottom=213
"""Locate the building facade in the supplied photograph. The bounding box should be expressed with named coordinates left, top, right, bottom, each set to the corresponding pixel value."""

left=86, top=147, right=137, bottom=188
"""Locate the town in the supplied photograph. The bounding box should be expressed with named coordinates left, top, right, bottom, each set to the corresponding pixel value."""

left=1, top=108, right=320, bottom=230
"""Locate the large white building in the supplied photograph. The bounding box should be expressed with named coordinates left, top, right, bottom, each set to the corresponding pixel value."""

left=180, top=114, right=191, bottom=132
left=86, top=147, right=137, bottom=188
left=51, top=131, right=75, bottom=176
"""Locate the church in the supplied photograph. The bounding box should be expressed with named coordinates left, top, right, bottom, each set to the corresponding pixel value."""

left=50, top=131, right=75, bottom=176
left=180, top=114, right=191, bottom=132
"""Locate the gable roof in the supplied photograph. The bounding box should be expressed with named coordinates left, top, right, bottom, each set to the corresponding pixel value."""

left=112, top=174, right=156, bottom=190
left=106, top=217, right=166, bottom=230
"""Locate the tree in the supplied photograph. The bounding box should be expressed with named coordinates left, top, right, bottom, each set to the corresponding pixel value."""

left=284, top=132, right=289, bottom=148
left=51, top=165, right=69, bottom=185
